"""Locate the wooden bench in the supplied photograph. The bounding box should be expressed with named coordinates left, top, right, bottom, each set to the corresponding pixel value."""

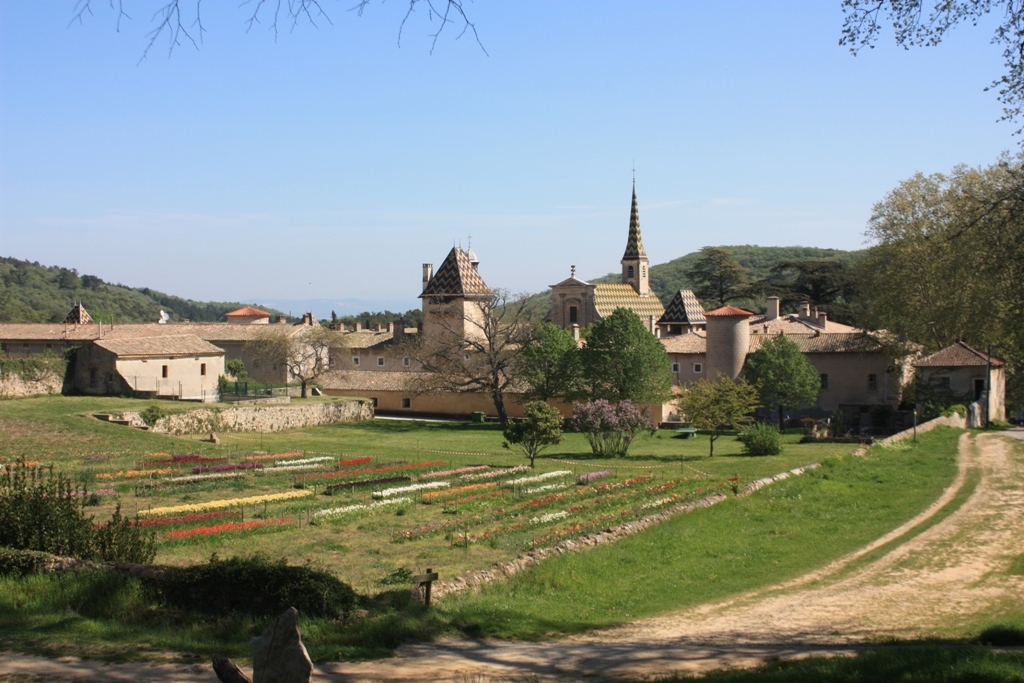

left=675, top=427, right=698, bottom=439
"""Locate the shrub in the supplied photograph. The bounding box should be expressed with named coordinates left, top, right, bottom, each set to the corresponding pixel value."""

left=738, top=422, right=782, bottom=456
left=942, top=404, right=967, bottom=418
left=140, top=404, right=165, bottom=427
left=0, top=548, right=56, bottom=577
left=828, top=409, right=848, bottom=437
left=157, top=553, right=356, bottom=619
left=571, top=399, right=652, bottom=457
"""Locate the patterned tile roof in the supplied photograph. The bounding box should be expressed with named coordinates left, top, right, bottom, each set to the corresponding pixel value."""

left=658, top=289, right=706, bottom=325
left=420, top=247, right=492, bottom=300
left=593, top=284, right=665, bottom=320
left=224, top=306, right=271, bottom=318
left=62, top=303, right=92, bottom=325
left=621, top=183, right=647, bottom=260
left=913, top=341, right=1005, bottom=368
left=705, top=305, right=754, bottom=317
left=93, top=335, right=224, bottom=358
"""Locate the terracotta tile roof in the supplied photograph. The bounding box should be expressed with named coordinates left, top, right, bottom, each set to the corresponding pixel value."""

left=93, top=335, right=224, bottom=358
left=748, top=333, right=885, bottom=354
left=621, top=183, right=647, bottom=260
left=658, top=290, right=706, bottom=325
left=593, top=284, right=665, bottom=320
left=705, top=305, right=753, bottom=317
left=748, top=314, right=858, bottom=335
left=340, top=330, right=395, bottom=349
left=661, top=333, right=707, bottom=354
left=0, top=322, right=303, bottom=343
left=420, top=248, right=492, bottom=300
left=224, top=306, right=271, bottom=318
left=913, top=341, right=1005, bottom=368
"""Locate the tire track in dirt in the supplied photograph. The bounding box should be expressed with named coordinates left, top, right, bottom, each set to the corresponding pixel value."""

left=4, top=431, right=1023, bottom=682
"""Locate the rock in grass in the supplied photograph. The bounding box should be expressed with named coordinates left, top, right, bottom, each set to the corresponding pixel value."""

left=250, top=607, right=312, bottom=683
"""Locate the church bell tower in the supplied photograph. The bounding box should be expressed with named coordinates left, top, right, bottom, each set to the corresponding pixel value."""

left=621, top=181, right=651, bottom=296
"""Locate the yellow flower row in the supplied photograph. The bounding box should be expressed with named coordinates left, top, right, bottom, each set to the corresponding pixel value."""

left=140, top=489, right=314, bottom=517
left=96, top=468, right=173, bottom=480
left=422, top=481, right=497, bottom=501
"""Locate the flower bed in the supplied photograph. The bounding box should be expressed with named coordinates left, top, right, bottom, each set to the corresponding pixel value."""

left=421, top=482, right=497, bottom=501
left=73, top=488, right=116, bottom=496
left=576, top=470, right=612, bottom=485
left=294, top=461, right=444, bottom=483
left=135, top=509, right=241, bottom=527
left=460, top=465, right=530, bottom=481
left=192, top=462, right=262, bottom=474
left=324, top=476, right=411, bottom=494
left=165, top=518, right=290, bottom=539
left=244, top=451, right=303, bottom=461
left=507, top=470, right=572, bottom=487
left=141, top=489, right=314, bottom=517
left=96, top=468, right=172, bottom=480
left=531, top=510, right=569, bottom=525
left=143, top=454, right=227, bottom=464
left=310, top=497, right=412, bottom=524
left=166, top=471, right=247, bottom=484
left=271, top=456, right=335, bottom=467
left=264, top=463, right=327, bottom=472
left=523, top=482, right=570, bottom=495
left=421, top=465, right=490, bottom=480
left=337, top=457, right=372, bottom=467
left=372, top=481, right=449, bottom=499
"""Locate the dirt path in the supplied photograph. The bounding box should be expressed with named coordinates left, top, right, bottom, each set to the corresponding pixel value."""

left=4, top=431, right=1023, bottom=682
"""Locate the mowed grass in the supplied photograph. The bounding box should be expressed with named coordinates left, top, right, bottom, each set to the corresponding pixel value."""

left=439, top=427, right=963, bottom=639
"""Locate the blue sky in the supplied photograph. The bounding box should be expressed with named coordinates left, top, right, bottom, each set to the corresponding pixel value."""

left=0, top=2, right=1013, bottom=314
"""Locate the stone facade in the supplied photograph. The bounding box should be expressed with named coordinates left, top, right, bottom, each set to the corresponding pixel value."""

left=112, top=399, right=373, bottom=436
left=0, top=369, right=64, bottom=398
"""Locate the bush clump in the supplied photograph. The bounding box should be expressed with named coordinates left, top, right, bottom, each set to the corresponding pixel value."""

left=157, top=554, right=356, bottom=619
left=140, top=404, right=165, bottom=427
left=738, top=422, right=783, bottom=456
left=0, top=548, right=57, bottom=577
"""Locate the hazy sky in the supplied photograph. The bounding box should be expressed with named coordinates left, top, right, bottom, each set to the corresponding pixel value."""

left=0, top=2, right=1013, bottom=312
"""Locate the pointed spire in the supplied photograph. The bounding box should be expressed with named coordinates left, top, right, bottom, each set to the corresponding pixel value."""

left=622, top=181, right=647, bottom=260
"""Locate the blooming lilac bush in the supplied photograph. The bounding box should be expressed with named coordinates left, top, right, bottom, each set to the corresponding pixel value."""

left=571, top=399, right=653, bottom=457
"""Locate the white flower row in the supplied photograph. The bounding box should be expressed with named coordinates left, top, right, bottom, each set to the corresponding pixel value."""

left=165, top=471, right=245, bottom=483
left=641, top=496, right=674, bottom=510
left=531, top=510, right=569, bottom=524
left=311, top=496, right=412, bottom=522
left=372, top=481, right=449, bottom=499
left=460, top=465, right=530, bottom=481
left=508, top=470, right=572, bottom=486
left=263, top=463, right=326, bottom=472
left=524, top=482, right=570, bottom=495
left=272, top=456, right=335, bottom=467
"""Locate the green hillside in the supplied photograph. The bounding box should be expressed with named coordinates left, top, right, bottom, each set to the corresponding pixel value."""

left=526, top=245, right=864, bottom=320
left=0, top=257, right=287, bottom=324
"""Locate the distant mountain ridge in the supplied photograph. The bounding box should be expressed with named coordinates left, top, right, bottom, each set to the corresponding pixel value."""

left=0, top=256, right=288, bottom=324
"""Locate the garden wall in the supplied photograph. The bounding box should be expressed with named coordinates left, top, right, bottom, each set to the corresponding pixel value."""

left=113, top=400, right=373, bottom=436
left=0, top=369, right=64, bottom=398
left=876, top=413, right=966, bottom=446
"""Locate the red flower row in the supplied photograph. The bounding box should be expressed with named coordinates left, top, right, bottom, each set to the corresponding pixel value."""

left=134, top=509, right=240, bottom=527
left=165, top=518, right=290, bottom=539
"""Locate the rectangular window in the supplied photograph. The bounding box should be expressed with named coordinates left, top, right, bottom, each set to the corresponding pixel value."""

left=671, top=362, right=680, bottom=373
left=370, top=397, right=378, bottom=407
left=352, top=357, right=360, bottom=366
left=820, top=373, right=829, bottom=390
left=401, top=398, right=411, bottom=408
left=46, top=344, right=52, bottom=350
left=162, top=365, right=169, bottom=378
left=569, top=306, right=578, bottom=324
left=693, top=363, right=703, bottom=373
left=377, top=357, right=385, bottom=366
left=403, top=357, right=411, bottom=367
left=938, top=376, right=951, bottom=389
left=868, top=373, right=877, bottom=391
left=200, top=363, right=207, bottom=376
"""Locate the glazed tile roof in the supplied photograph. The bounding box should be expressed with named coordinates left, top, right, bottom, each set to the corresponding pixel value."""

left=621, top=184, right=647, bottom=260
left=913, top=341, right=1005, bottom=368
left=658, top=290, right=706, bottom=326
left=62, top=303, right=92, bottom=325
left=705, top=305, right=754, bottom=317
left=224, top=306, right=271, bottom=318
left=93, top=335, right=224, bottom=358
left=593, top=284, right=665, bottom=320
left=420, top=247, right=492, bottom=300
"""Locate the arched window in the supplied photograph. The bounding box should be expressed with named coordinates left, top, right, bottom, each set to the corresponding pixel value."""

left=627, top=266, right=634, bottom=279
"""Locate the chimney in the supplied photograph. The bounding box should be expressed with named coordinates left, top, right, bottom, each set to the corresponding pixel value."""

left=392, top=321, right=404, bottom=342
left=766, top=296, right=780, bottom=320
left=337, top=322, right=346, bottom=332
left=387, top=322, right=395, bottom=334
left=422, top=263, right=433, bottom=286
left=572, top=324, right=580, bottom=342
left=649, top=315, right=656, bottom=334
left=276, top=315, right=287, bottom=324
left=355, top=322, right=362, bottom=331
left=374, top=323, right=382, bottom=333
left=817, top=311, right=828, bottom=330
left=799, top=301, right=811, bottom=319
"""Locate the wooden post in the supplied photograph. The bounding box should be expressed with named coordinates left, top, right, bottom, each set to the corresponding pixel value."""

left=413, top=568, right=439, bottom=608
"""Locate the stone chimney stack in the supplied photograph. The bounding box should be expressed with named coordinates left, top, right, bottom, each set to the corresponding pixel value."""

left=766, top=296, right=780, bottom=320
left=817, top=311, right=828, bottom=330
left=337, top=322, right=346, bottom=332
left=275, top=315, right=287, bottom=324
left=799, top=301, right=811, bottom=319
left=422, top=263, right=434, bottom=287
left=387, top=322, right=395, bottom=334
left=572, top=324, right=580, bottom=342
left=392, top=321, right=404, bottom=342
left=355, top=322, right=362, bottom=332
left=374, top=323, right=382, bottom=333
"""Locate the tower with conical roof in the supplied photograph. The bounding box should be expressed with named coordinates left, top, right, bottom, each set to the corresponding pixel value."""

left=621, top=181, right=651, bottom=296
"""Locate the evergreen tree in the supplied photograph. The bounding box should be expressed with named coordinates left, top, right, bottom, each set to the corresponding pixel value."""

left=743, top=336, right=821, bottom=430
left=519, top=322, right=584, bottom=402
left=685, top=247, right=749, bottom=308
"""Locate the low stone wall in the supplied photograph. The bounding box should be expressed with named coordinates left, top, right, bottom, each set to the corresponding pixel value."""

left=876, top=413, right=965, bottom=446
left=432, top=463, right=821, bottom=601
left=0, top=370, right=63, bottom=398
left=111, top=400, right=373, bottom=436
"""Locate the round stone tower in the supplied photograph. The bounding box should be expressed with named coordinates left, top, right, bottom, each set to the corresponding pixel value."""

left=704, top=305, right=753, bottom=380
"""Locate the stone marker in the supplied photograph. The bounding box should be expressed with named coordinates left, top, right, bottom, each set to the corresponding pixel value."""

left=250, top=607, right=312, bottom=683
left=210, top=432, right=220, bottom=444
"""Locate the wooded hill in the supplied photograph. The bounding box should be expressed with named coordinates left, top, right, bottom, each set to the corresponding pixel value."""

left=0, top=257, right=286, bottom=324
left=527, top=245, right=864, bottom=321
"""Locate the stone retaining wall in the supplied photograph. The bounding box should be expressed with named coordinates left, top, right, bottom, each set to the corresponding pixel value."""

left=432, top=463, right=822, bottom=601
left=112, top=400, right=373, bottom=436
left=0, top=370, right=63, bottom=398
left=854, top=413, right=967, bottom=455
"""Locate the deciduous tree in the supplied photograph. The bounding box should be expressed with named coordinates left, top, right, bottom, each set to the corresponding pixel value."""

left=676, top=377, right=759, bottom=457
left=519, top=322, right=584, bottom=402
left=743, top=336, right=821, bottom=430
left=580, top=308, right=674, bottom=406
left=246, top=322, right=339, bottom=398
left=503, top=401, right=564, bottom=468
